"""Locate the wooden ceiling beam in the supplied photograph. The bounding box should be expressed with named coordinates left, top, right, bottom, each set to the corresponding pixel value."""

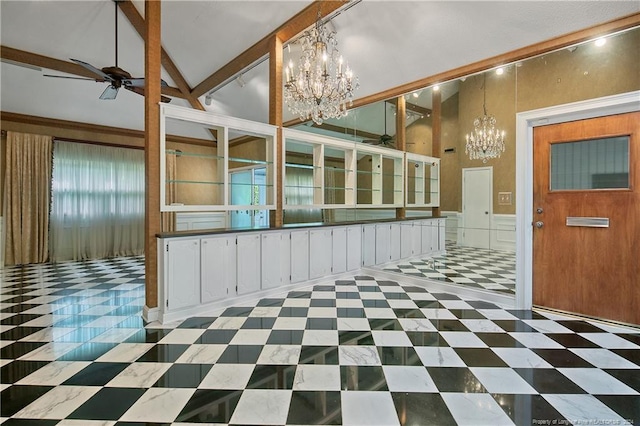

left=118, top=0, right=205, bottom=111
left=191, top=0, right=348, bottom=99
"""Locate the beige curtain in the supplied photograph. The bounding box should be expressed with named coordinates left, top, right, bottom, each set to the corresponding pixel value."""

left=162, top=152, right=177, bottom=232
left=3, top=132, right=53, bottom=265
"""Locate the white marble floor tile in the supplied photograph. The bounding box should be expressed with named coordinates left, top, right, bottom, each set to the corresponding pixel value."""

left=470, top=367, right=538, bottom=394
left=106, top=362, right=172, bottom=388
left=440, top=332, right=488, bottom=348
left=491, top=348, right=553, bottom=368
left=14, top=385, right=100, bottom=419
left=543, top=394, right=627, bottom=424
left=120, top=388, right=195, bottom=423
left=23, top=314, right=71, bottom=327
left=477, top=309, right=518, bottom=320
left=398, top=318, right=437, bottom=332
left=407, top=293, right=437, bottom=301
left=579, top=333, right=640, bottom=349
left=96, top=343, right=155, bottom=363
left=257, top=344, right=301, bottom=364
left=371, top=330, right=413, bottom=347
left=282, top=298, right=311, bottom=307
left=57, top=420, right=116, bottom=426
left=363, top=308, right=397, bottom=319
left=293, top=364, right=341, bottom=391
left=341, top=391, right=400, bottom=426
left=386, top=299, right=418, bottom=309
left=208, top=316, right=247, bottom=330
left=229, top=389, right=292, bottom=425
left=175, top=344, right=226, bottom=364
left=360, top=292, right=385, bottom=300
left=558, top=368, right=637, bottom=394
left=248, top=306, right=282, bottom=317
left=339, top=346, right=381, bottom=366
left=335, top=298, right=364, bottom=308
left=18, top=342, right=82, bottom=361
left=302, top=330, right=339, bottom=346
left=442, top=392, right=515, bottom=425
left=307, top=307, right=337, bottom=318
left=157, top=329, right=206, bottom=344
left=383, top=365, right=438, bottom=392
left=569, top=348, right=640, bottom=369
left=509, top=332, right=565, bottom=349
left=438, top=300, right=475, bottom=310
left=272, top=317, right=308, bottom=330
left=76, top=305, right=119, bottom=316
left=19, top=327, right=76, bottom=342
left=415, top=346, right=469, bottom=367
left=460, top=319, right=506, bottom=333
left=16, top=361, right=91, bottom=385
left=420, top=308, right=457, bottom=319
left=229, top=329, right=271, bottom=345
left=89, top=328, right=138, bottom=343
left=199, top=363, right=255, bottom=389
left=337, top=317, right=371, bottom=331
left=522, top=320, right=574, bottom=334
left=83, top=316, right=129, bottom=328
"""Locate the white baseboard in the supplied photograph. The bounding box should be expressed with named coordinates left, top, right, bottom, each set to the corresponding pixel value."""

left=142, top=306, right=160, bottom=323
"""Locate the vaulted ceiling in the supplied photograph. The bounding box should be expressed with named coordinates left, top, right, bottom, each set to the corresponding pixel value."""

left=1, top=1, right=638, bottom=137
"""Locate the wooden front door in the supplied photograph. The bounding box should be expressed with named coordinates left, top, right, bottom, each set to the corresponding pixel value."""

left=533, top=111, right=639, bottom=325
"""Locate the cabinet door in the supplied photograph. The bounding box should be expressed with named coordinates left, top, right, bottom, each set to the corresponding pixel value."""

left=400, top=222, right=413, bottom=258
left=332, top=227, right=347, bottom=274
left=237, top=234, right=261, bottom=295
left=431, top=221, right=440, bottom=254
left=438, top=218, right=446, bottom=252
left=290, top=230, right=309, bottom=283
left=166, top=238, right=200, bottom=311
left=421, top=220, right=432, bottom=254
left=389, top=223, right=401, bottom=261
left=411, top=222, right=422, bottom=256
left=310, top=229, right=332, bottom=279
left=262, top=232, right=283, bottom=289
left=362, top=224, right=376, bottom=266
left=375, top=224, right=390, bottom=264
left=201, top=235, right=236, bottom=303
left=346, top=225, right=362, bottom=271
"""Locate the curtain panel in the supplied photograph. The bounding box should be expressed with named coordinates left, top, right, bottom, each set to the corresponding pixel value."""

left=3, top=132, right=53, bottom=265
left=49, top=141, right=145, bottom=261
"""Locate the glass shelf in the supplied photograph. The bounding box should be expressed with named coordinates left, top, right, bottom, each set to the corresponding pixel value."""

left=285, top=185, right=321, bottom=190
left=228, top=157, right=272, bottom=165
left=168, top=179, right=223, bottom=185
left=167, top=150, right=224, bottom=160
left=285, top=163, right=318, bottom=170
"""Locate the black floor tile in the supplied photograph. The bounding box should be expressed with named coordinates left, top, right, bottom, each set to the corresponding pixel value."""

left=515, top=368, right=587, bottom=394
left=174, top=389, right=242, bottom=424
left=448, top=309, right=486, bottom=319
left=256, top=298, right=285, bottom=307
left=392, top=308, right=424, bottom=319
left=491, top=320, right=537, bottom=333
left=279, top=307, right=309, bottom=317
left=63, top=362, right=129, bottom=386
left=595, top=395, right=640, bottom=423
left=219, top=306, right=254, bottom=317
left=0, top=342, right=47, bottom=359
left=405, top=331, right=449, bottom=347
left=362, top=300, right=390, bottom=308
left=377, top=346, right=421, bottom=366
left=492, top=393, right=567, bottom=425
left=310, top=298, right=336, bottom=307
left=0, top=326, right=45, bottom=341
left=0, top=314, right=41, bottom=326
left=556, top=320, right=606, bottom=333
left=0, top=385, right=54, bottom=416
left=306, top=318, right=337, bottom=330
left=337, top=308, right=366, bottom=318
left=216, top=345, right=263, bottom=364
left=136, top=344, right=189, bottom=363
left=336, top=292, right=360, bottom=299
left=68, top=387, right=146, bottom=420
left=454, top=348, right=509, bottom=367
left=57, top=342, right=118, bottom=361
left=287, top=391, right=342, bottom=425
left=197, top=329, right=237, bottom=344
left=153, top=363, right=212, bottom=388
left=368, top=319, right=402, bottom=331
left=1, top=360, right=50, bottom=384
left=532, top=349, right=596, bottom=368
left=476, top=332, right=525, bottom=348
left=340, top=365, right=388, bottom=391
left=604, top=369, right=640, bottom=392
left=414, top=300, right=444, bottom=309
left=267, top=330, right=304, bottom=345
left=241, top=317, right=276, bottom=329
left=339, top=331, right=374, bottom=345
left=427, top=367, right=486, bottom=393
left=507, top=310, right=547, bottom=320
left=392, top=392, right=456, bottom=426
left=124, top=329, right=172, bottom=343
left=611, top=349, right=640, bottom=366
left=299, top=346, right=339, bottom=365
left=0, top=418, right=60, bottom=425
left=246, top=364, right=296, bottom=389
left=429, top=319, right=469, bottom=332
left=546, top=333, right=601, bottom=348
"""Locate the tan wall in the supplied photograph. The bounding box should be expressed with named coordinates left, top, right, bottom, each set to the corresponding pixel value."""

left=170, top=142, right=218, bottom=206
left=440, top=93, right=461, bottom=212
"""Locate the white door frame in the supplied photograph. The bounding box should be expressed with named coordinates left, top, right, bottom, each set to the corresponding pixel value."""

left=515, top=90, right=639, bottom=310
left=461, top=166, right=493, bottom=248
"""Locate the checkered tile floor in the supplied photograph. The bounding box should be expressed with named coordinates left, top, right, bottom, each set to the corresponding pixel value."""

left=384, top=242, right=517, bottom=294
left=1, top=257, right=639, bottom=425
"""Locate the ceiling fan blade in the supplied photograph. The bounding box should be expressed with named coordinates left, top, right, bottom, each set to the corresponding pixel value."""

left=100, top=85, right=119, bottom=100
left=124, top=78, right=145, bottom=88
left=124, top=85, right=171, bottom=103
left=71, top=58, right=113, bottom=81
left=43, top=74, right=95, bottom=81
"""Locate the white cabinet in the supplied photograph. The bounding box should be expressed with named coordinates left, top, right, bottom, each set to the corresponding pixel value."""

left=400, top=222, right=414, bottom=258
left=332, top=227, right=347, bottom=274
left=390, top=223, right=401, bottom=261
left=346, top=225, right=362, bottom=271
left=290, top=230, right=310, bottom=283
left=237, top=234, right=261, bottom=295
left=411, top=222, right=422, bottom=257
left=375, top=224, right=390, bottom=264
left=421, top=220, right=432, bottom=254
left=201, top=235, right=236, bottom=303
left=438, top=218, right=446, bottom=252
left=261, top=232, right=287, bottom=290
left=362, top=224, right=376, bottom=266
left=309, top=229, right=332, bottom=279
left=430, top=220, right=440, bottom=254
left=166, top=238, right=200, bottom=311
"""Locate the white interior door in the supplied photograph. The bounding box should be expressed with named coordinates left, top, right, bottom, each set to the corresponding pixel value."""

left=462, top=167, right=492, bottom=249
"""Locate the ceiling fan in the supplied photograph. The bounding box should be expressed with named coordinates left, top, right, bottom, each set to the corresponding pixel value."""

left=44, top=0, right=170, bottom=103
left=362, top=103, right=395, bottom=147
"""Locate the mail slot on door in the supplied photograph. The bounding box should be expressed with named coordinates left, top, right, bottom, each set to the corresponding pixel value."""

left=566, top=217, right=609, bottom=228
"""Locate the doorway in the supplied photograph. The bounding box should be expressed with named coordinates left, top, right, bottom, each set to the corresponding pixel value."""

left=230, top=167, right=269, bottom=228
left=461, top=167, right=492, bottom=249
left=532, top=112, right=639, bottom=324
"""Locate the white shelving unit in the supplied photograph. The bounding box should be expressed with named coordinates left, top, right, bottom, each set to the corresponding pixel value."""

left=405, top=152, right=440, bottom=208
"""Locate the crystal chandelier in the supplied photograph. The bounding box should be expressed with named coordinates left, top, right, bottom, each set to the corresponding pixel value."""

left=284, top=13, right=358, bottom=125
left=465, top=74, right=505, bottom=163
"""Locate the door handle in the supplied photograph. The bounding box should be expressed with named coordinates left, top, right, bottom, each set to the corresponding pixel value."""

left=535, top=221, right=544, bottom=228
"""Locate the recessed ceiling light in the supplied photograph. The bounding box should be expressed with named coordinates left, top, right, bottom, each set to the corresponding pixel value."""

left=595, top=37, right=606, bottom=47
left=496, top=67, right=504, bottom=75
left=433, top=85, right=440, bottom=92
left=412, top=92, right=419, bottom=98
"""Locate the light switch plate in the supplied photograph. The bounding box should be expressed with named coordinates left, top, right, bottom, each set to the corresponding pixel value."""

left=498, top=192, right=512, bottom=205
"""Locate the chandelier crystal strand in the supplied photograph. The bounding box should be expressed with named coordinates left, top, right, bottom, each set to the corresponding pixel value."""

left=284, top=13, right=359, bottom=125
left=465, top=74, right=505, bottom=163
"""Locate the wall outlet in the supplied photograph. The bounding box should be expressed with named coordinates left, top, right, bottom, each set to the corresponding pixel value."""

left=498, top=192, right=512, bottom=205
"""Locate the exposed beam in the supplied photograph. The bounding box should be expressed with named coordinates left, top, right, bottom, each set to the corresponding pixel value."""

left=118, top=0, right=205, bottom=111
left=191, top=0, right=347, bottom=98
left=1, top=45, right=184, bottom=99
